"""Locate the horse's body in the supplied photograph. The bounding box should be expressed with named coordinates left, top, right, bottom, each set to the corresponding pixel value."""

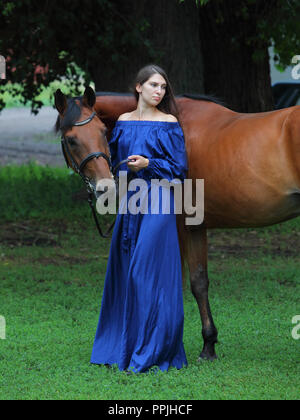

left=177, top=98, right=300, bottom=228
left=93, top=93, right=300, bottom=360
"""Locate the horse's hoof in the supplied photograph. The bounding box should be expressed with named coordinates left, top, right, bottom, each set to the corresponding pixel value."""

left=198, top=353, right=218, bottom=362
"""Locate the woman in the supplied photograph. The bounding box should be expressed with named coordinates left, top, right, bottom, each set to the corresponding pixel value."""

left=90, top=64, right=188, bottom=373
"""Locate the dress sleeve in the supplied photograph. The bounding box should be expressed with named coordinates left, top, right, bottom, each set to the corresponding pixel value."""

left=108, top=125, right=122, bottom=170
left=143, top=124, right=188, bottom=182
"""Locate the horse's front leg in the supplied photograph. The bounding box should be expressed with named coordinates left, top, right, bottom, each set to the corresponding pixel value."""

left=187, top=227, right=218, bottom=361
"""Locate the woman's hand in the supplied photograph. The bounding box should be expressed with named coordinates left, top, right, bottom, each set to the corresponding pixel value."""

left=127, top=155, right=149, bottom=172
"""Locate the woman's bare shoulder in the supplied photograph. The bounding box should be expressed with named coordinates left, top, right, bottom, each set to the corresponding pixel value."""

left=153, top=112, right=178, bottom=122
left=117, top=112, right=134, bottom=121
left=165, top=114, right=178, bottom=122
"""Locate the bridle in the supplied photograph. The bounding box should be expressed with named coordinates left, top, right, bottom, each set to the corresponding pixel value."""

left=61, top=111, right=113, bottom=192
left=60, top=111, right=130, bottom=238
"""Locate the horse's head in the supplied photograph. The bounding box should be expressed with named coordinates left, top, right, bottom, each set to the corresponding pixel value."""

left=54, top=87, right=115, bottom=200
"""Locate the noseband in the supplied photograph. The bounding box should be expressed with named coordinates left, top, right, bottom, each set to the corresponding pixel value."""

left=60, top=111, right=130, bottom=238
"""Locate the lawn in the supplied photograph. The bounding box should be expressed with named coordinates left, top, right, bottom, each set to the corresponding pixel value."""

left=0, top=165, right=299, bottom=400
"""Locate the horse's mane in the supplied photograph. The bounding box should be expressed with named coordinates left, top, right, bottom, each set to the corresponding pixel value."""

left=54, top=97, right=82, bottom=134
left=179, top=93, right=226, bottom=107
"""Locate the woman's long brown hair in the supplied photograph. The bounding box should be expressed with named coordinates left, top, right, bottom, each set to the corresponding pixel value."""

left=131, top=64, right=179, bottom=119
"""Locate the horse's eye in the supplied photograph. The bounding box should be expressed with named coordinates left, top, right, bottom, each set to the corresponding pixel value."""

left=66, top=136, right=77, bottom=146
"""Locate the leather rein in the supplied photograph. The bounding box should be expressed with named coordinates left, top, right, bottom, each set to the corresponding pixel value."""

left=60, top=111, right=130, bottom=238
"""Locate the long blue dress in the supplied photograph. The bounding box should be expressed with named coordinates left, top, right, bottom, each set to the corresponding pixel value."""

left=90, top=120, right=188, bottom=373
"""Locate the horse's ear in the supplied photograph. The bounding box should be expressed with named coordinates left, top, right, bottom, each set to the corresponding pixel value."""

left=82, top=86, right=96, bottom=108
left=54, top=89, right=67, bottom=115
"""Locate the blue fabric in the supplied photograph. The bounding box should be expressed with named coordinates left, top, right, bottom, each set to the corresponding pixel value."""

left=90, top=121, right=188, bottom=373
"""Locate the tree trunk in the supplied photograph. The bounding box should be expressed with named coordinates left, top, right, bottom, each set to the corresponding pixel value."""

left=91, top=0, right=204, bottom=96
left=199, top=0, right=278, bottom=112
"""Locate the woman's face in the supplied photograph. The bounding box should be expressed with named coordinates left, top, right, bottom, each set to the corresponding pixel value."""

left=136, top=73, right=167, bottom=107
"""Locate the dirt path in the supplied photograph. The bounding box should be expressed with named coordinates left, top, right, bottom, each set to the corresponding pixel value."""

left=0, top=106, right=65, bottom=166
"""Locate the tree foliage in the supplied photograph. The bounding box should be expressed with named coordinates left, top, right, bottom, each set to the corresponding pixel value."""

left=193, top=0, right=300, bottom=111
left=0, top=0, right=299, bottom=113
left=0, top=0, right=154, bottom=113
left=189, top=0, right=300, bottom=68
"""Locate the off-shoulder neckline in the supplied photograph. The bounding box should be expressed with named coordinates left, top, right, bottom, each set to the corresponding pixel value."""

left=115, top=120, right=180, bottom=126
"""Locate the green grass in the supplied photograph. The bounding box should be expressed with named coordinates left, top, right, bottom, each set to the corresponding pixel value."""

left=0, top=164, right=102, bottom=222
left=0, top=165, right=299, bottom=400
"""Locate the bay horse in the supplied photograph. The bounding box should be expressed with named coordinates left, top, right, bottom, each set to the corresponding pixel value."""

left=55, top=87, right=300, bottom=362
